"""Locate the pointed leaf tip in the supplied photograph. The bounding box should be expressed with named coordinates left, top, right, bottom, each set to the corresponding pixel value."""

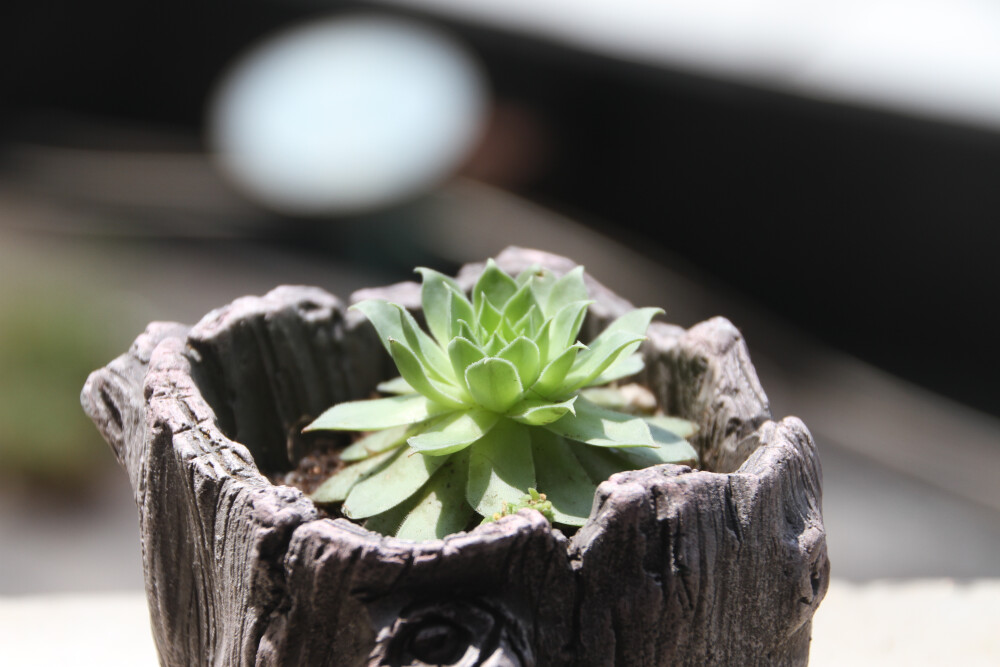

left=509, top=395, right=577, bottom=426
left=352, top=299, right=455, bottom=385
left=545, top=266, right=589, bottom=317
left=473, top=260, right=519, bottom=313
left=416, top=267, right=462, bottom=348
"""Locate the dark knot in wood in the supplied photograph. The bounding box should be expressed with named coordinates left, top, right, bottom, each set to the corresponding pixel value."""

left=371, top=598, right=530, bottom=667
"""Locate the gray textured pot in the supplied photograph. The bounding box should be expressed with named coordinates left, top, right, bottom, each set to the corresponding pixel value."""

left=82, top=247, right=828, bottom=666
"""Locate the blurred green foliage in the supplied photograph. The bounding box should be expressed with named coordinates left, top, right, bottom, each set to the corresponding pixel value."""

left=0, top=285, right=129, bottom=487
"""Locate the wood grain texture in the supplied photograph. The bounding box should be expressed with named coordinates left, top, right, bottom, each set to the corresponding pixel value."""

left=82, top=247, right=827, bottom=666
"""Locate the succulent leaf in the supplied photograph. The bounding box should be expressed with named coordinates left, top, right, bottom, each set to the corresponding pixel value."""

left=498, top=336, right=541, bottom=388
left=447, top=336, right=486, bottom=391
left=564, top=330, right=647, bottom=391
left=648, top=419, right=697, bottom=449
left=310, top=447, right=399, bottom=504
left=387, top=339, right=467, bottom=408
left=395, top=305, right=457, bottom=384
left=340, top=424, right=412, bottom=462
left=449, top=290, right=476, bottom=340
left=520, top=265, right=557, bottom=306
left=592, top=306, right=663, bottom=344
left=508, top=396, right=577, bottom=426
left=543, top=397, right=657, bottom=448
left=532, top=343, right=586, bottom=398
left=483, top=332, right=506, bottom=356
left=305, top=394, right=449, bottom=432
left=375, top=376, right=415, bottom=395
left=352, top=300, right=454, bottom=384
left=473, top=258, right=519, bottom=312
left=465, top=357, right=524, bottom=413
left=466, top=419, right=535, bottom=516
left=531, top=317, right=554, bottom=362
left=591, top=352, right=645, bottom=385
left=476, top=296, right=504, bottom=339
left=500, top=281, right=539, bottom=328
left=362, top=500, right=410, bottom=537
left=394, top=453, right=474, bottom=540
left=456, top=319, right=479, bottom=345
left=512, top=305, right=543, bottom=338
left=544, top=266, right=589, bottom=317
left=547, top=300, right=593, bottom=353
left=531, top=429, right=597, bottom=526
left=415, top=267, right=463, bottom=348
left=499, top=316, right=520, bottom=344
left=563, top=307, right=660, bottom=384
left=407, top=410, right=500, bottom=455
left=644, top=415, right=699, bottom=440
left=342, top=446, right=450, bottom=519
left=610, top=431, right=698, bottom=468
left=571, top=445, right=629, bottom=485
left=515, top=264, right=546, bottom=286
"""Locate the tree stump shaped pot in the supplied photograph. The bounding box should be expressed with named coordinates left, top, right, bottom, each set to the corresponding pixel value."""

left=82, top=247, right=828, bottom=666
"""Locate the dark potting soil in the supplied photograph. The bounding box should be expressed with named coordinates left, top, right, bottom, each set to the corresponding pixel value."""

left=265, top=419, right=356, bottom=520
left=270, top=445, right=346, bottom=498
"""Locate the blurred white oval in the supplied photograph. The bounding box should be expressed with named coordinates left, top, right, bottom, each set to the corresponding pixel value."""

left=209, top=15, right=487, bottom=215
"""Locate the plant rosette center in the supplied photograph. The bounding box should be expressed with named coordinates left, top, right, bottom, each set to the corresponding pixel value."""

left=305, top=260, right=698, bottom=540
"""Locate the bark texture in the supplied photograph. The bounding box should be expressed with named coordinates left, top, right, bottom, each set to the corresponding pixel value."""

left=82, top=247, right=828, bottom=666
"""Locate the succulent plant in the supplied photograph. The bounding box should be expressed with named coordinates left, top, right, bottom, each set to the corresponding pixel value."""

left=306, top=260, right=698, bottom=540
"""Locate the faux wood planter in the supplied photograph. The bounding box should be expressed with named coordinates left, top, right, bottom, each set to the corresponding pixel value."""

left=82, top=247, right=828, bottom=666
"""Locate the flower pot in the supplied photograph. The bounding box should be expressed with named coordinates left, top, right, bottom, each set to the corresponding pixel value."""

left=82, top=247, right=828, bottom=666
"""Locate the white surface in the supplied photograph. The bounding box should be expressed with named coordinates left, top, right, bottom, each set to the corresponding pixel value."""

left=389, top=0, right=1000, bottom=130
left=0, top=593, right=158, bottom=666
left=2, top=580, right=997, bottom=664
left=810, top=579, right=1000, bottom=666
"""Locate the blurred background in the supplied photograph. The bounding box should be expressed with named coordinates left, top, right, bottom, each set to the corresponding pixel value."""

left=2, top=0, right=1000, bottom=603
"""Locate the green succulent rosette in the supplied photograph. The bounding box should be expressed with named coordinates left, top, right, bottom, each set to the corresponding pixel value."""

left=306, top=260, right=698, bottom=540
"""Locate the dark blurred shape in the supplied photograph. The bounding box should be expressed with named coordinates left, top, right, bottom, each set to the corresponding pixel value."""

left=2, top=1, right=998, bottom=417
left=0, top=1, right=301, bottom=129
left=475, top=43, right=1000, bottom=417
left=463, top=101, right=552, bottom=189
